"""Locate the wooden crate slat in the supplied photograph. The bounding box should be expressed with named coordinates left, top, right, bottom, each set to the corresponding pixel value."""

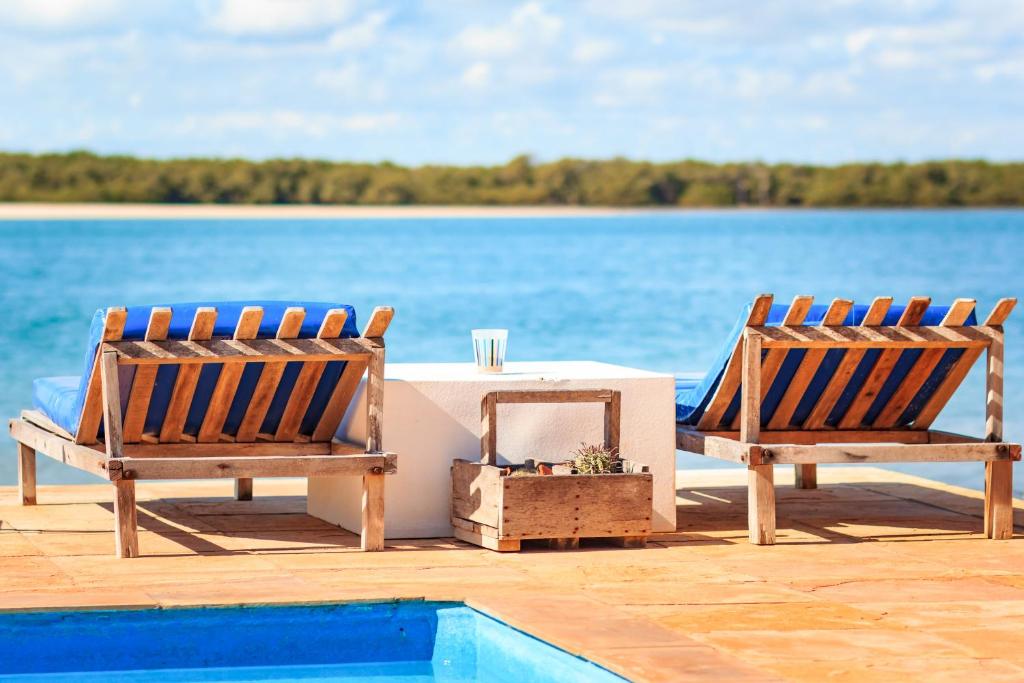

left=157, top=308, right=218, bottom=443
left=274, top=308, right=349, bottom=442
left=730, top=295, right=813, bottom=430
left=122, top=307, right=172, bottom=443
left=915, top=298, right=1017, bottom=429
left=803, top=297, right=892, bottom=429
left=837, top=297, right=931, bottom=429
left=872, top=299, right=976, bottom=428
left=75, top=307, right=128, bottom=445
left=696, top=294, right=773, bottom=430
left=196, top=306, right=264, bottom=443
left=234, top=307, right=306, bottom=442
left=767, top=299, right=852, bottom=429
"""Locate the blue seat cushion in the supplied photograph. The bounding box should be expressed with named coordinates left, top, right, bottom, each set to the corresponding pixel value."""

left=35, top=301, right=359, bottom=438
left=32, top=376, right=81, bottom=433
left=676, top=302, right=975, bottom=428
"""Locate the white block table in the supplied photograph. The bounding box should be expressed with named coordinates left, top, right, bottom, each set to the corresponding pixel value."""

left=308, top=361, right=677, bottom=538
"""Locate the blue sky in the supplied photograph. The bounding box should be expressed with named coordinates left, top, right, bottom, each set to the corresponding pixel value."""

left=0, top=0, right=1021, bottom=164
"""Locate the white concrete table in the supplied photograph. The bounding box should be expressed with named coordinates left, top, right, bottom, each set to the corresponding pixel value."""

left=308, top=361, right=677, bottom=538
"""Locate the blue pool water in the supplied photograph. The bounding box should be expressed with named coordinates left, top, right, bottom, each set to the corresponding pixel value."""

left=0, top=209, right=1021, bottom=494
left=0, top=601, right=623, bottom=682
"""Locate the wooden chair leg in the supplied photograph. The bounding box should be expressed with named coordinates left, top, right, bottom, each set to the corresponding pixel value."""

left=17, top=444, right=37, bottom=506
left=748, top=464, right=776, bottom=545
left=234, top=477, right=253, bottom=501
left=113, top=480, right=139, bottom=558
left=361, top=471, right=385, bottom=551
left=794, top=464, right=817, bottom=489
left=984, top=461, right=1013, bottom=540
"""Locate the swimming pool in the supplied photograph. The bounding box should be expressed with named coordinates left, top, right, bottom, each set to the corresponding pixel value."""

left=0, top=601, right=624, bottom=682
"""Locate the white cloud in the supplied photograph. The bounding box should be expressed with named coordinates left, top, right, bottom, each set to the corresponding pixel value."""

left=461, top=62, right=492, bottom=88
left=571, top=38, right=617, bottom=64
left=0, top=0, right=123, bottom=31
left=175, top=110, right=402, bottom=137
left=451, top=2, right=563, bottom=59
left=314, top=63, right=388, bottom=101
left=592, top=67, right=669, bottom=107
left=327, top=11, right=388, bottom=51
left=204, top=0, right=356, bottom=37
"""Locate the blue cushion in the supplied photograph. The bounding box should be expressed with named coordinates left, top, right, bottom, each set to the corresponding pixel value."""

left=32, top=376, right=80, bottom=433
left=35, top=301, right=359, bottom=438
left=677, top=302, right=975, bottom=428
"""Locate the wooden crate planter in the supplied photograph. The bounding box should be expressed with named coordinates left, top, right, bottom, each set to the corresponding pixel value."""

left=451, top=389, right=653, bottom=551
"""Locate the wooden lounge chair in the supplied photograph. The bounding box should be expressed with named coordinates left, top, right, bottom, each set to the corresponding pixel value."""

left=8, top=301, right=395, bottom=557
left=676, top=294, right=1020, bottom=545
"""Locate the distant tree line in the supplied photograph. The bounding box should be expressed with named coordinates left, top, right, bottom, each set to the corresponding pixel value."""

left=0, top=151, right=1022, bottom=206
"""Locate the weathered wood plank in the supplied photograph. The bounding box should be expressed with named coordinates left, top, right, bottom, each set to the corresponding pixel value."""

left=838, top=297, right=931, bottom=429
left=366, top=345, right=385, bottom=453
left=747, top=464, right=775, bottom=545
left=109, top=337, right=372, bottom=365
left=730, top=295, right=813, bottom=430
left=362, top=306, right=395, bottom=338
left=679, top=427, right=932, bottom=445
left=985, top=460, right=1013, bottom=540
left=451, top=459, right=504, bottom=528
left=361, top=471, right=385, bottom=551
left=158, top=308, right=218, bottom=442
left=872, top=298, right=975, bottom=428
left=752, top=324, right=995, bottom=350
left=675, top=429, right=762, bottom=463
left=113, top=480, right=138, bottom=558
left=235, top=308, right=306, bottom=442
left=604, top=390, right=621, bottom=452
left=76, top=307, right=127, bottom=445
left=17, top=443, right=36, bottom=505
left=499, top=473, right=653, bottom=539
left=123, top=307, right=172, bottom=443
left=9, top=419, right=112, bottom=479
left=740, top=329, right=761, bottom=444
left=767, top=298, right=852, bottom=429
left=451, top=517, right=521, bottom=551
left=803, top=297, right=892, bottom=429
left=914, top=298, right=1016, bottom=429
left=21, top=409, right=74, bottom=440
left=100, top=350, right=124, bottom=458
left=115, top=452, right=396, bottom=480
left=493, top=390, right=615, bottom=404
left=198, top=306, right=264, bottom=443
left=119, top=441, right=334, bottom=457
left=762, top=441, right=1020, bottom=464
left=697, top=294, right=773, bottom=430
left=274, top=309, right=350, bottom=442
left=480, top=392, right=498, bottom=466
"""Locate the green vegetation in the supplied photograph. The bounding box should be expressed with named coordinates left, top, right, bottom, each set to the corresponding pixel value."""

left=1, top=151, right=1022, bottom=206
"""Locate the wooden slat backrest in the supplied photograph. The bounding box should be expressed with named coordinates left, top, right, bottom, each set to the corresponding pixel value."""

left=75, top=307, right=127, bottom=445
left=696, top=294, right=773, bottom=430
left=235, top=307, right=306, bottom=442
left=837, top=297, right=932, bottom=429
left=123, top=307, right=172, bottom=443
left=803, top=297, right=892, bottom=429
left=871, top=298, right=976, bottom=428
left=274, top=308, right=349, bottom=442
left=766, top=298, right=853, bottom=429
left=158, top=307, right=218, bottom=442
left=311, top=306, right=394, bottom=443
left=914, top=298, right=1017, bottom=429
left=196, top=306, right=264, bottom=443
left=729, top=295, right=813, bottom=430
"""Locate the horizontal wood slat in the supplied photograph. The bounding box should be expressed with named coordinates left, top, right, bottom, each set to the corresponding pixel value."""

left=107, top=336, right=372, bottom=365
left=110, top=452, right=397, bottom=480
left=750, top=324, right=996, bottom=350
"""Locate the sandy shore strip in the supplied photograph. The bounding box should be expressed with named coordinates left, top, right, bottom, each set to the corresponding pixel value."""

left=0, top=202, right=667, bottom=220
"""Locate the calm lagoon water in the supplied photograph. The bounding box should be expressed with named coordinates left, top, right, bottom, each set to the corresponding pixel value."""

left=1, top=209, right=1021, bottom=495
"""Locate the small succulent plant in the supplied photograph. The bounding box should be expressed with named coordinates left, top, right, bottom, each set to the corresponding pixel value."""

left=571, top=443, right=618, bottom=475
